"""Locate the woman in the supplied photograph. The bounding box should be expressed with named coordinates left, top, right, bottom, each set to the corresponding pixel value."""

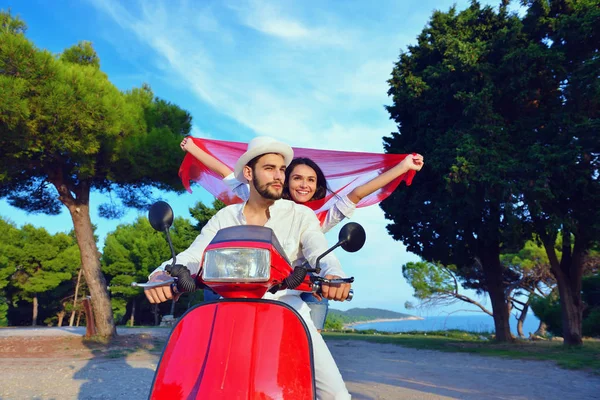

left=181, top=137, right=424, bottom=330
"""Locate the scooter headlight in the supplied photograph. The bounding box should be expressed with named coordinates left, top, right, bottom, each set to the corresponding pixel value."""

left=202, top=248, right=271, bottom=282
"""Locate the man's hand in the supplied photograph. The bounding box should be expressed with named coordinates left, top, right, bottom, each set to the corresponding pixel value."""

left=144, top=271, right=176, bottom=304
left=320, top=275, right=351, bottom=301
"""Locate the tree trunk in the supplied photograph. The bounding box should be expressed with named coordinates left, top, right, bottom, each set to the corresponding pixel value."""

left=57, top=310, right=65, bottom=327
left=69, top=267, right=83, bottom=327
left=129, top=299, right=135, bottom=327
left=516, top=319, right=524, bottom=339
left=534, top=321, right=547, bottom=336
left=32, top=294, right=38, bottom=326
left=76, top=309, right=82, bottom=327
left=543, top=233, right=585, bottom=346
left=81, top=297, right=97, bottom=337
left=53, top=179, right=115, bottom=339
left=66, top=203, right=116, bottom=339
left=481, top=249, right=512, bottom=342
left=488, top=282, right=512, bottom=341
left=516, top=303, right=529, bottom=339
left=555, top=278, right=583, bottom=345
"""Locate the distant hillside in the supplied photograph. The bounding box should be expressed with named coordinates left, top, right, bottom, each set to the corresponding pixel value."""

left=327, top=308, right=418, bottom=325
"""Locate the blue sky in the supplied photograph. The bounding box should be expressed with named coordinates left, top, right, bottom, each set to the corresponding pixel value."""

left=1, top=0, right=513, bottom=316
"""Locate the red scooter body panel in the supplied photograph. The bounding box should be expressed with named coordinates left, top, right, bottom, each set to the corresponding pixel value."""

left=150, top=300, right=315, bottom=400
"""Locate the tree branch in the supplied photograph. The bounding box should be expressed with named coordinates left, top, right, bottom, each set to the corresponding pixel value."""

left=448, top=291, right=494, bottom=316
left=510, top=297, right=527, bottom=307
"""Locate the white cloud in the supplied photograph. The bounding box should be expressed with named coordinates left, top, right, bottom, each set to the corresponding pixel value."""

left=227, top=0, right=355, bottom=47
left=339, top=60, right=396, bottom=99
left=88, top=0, right=406, bottom=155
left=243, top=12, right=311, bottom=40
left=190, top=125, right=214, bottom=139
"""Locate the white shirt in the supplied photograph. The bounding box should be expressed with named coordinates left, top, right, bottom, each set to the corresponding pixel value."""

left=152, top=199, right=346, bottom=300
left=223, top=173, right=356, bottom=233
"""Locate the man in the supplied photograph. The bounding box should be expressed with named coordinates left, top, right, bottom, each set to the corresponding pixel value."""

left=145, top=136, right=352, bottom=399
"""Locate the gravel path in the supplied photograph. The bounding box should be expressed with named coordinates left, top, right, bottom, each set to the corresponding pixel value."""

left=0, top=328, right=599, bottom=399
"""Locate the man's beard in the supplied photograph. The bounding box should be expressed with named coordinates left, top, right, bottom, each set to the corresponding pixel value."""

left=253, top=176, right=283, bottom=200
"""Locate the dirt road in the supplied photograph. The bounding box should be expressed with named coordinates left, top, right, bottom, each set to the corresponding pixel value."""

left=0, top=328, right=598, bottom=399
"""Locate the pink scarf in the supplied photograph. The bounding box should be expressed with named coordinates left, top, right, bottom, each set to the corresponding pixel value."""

left=179, top=138, right=415, bottom=223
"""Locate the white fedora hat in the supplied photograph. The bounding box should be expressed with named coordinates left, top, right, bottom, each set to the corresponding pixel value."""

left=234, top=136, right=294, bottom=182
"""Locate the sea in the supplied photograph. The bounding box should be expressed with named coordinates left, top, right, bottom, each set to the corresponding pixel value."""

left=351, top=314, right=542, bottom=336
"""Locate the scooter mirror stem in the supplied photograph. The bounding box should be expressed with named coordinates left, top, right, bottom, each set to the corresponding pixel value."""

left=314, top=223, right=365, bottom=271
left=163, top=228, right=177, bottom=270
left=315, top=241, right=344, bottom=273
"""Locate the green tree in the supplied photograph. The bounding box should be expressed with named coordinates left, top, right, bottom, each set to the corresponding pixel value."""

left=508, top=0, right=600, bottom=346
left=402, top=261, right=494, bottom=315
left=384, top=0, right=599, bottom=345
left=0, top=218, right=20, bottom=325
left=324, top=314, right=344, bottom=331
left=189, top=199, right=226, bottom=231
left=59, top=41, right=99, bottom=68
left=102, top=217, right=172, bottom=324
left=581, top=274, right=600, bottom=336
left=383, top=1, right=526, bottom=341
left=531, top=273, right=600, bottom=337
left=403, top=239, right=556, bottom=338
left=500, top=239, right=556, bottom=336
left=0, top=11, right=191, bottom=337
left=7, top=225, right=80, bottom=325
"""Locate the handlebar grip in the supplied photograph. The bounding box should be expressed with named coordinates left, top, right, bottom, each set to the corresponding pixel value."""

left=167, top=264, right=198, bottom=293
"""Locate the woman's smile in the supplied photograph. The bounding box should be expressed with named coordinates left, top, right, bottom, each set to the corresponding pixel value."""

left=288, top=164, right=317, bottom=203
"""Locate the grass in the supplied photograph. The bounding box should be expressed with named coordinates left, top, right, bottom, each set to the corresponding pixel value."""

left=323, top=329, right=600, bottom=374
left=105, top=349, right=130, bottom=358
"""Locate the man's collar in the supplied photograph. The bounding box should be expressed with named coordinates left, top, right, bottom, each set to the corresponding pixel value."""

left=238, top=199, right=288, bottom=224
left=237, top=202, right=247, bottom=224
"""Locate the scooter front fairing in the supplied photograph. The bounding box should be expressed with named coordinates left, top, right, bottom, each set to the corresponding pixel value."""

left=149, top=299, right=315, bottom=400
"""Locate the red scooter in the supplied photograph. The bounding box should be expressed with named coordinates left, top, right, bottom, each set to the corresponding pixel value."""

left=133, top=201, right=365, bottom=399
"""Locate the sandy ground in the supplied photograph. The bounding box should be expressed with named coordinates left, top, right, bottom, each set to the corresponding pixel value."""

left=0, top=327, right=599, bottom=400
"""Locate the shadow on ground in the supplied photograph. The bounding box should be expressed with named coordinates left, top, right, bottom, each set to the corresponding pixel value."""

left=74, top=334, right=162, bottom=400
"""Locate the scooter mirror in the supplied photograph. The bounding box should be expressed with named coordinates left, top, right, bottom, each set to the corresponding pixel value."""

left=338, top=222, right=366, bottom=253
left=148, top=201, right=174, bottom=232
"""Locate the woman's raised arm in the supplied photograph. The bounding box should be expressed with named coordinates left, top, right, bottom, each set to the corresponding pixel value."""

left=181, top=137, right=233, bottom=178
left=347, top=153, right=424, bottom=204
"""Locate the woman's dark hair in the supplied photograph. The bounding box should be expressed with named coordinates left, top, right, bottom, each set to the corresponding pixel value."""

left=283, top=157, right=330, bottom=201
